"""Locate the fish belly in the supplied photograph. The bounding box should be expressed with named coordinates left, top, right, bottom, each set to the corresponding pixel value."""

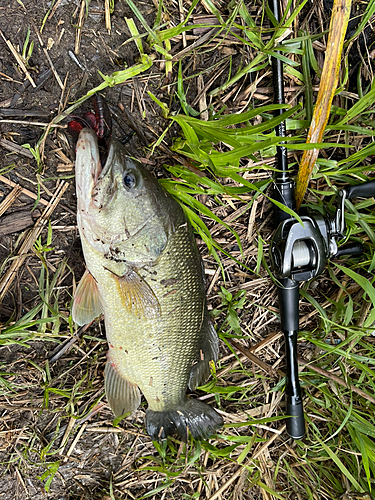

left=112, top=270, right=203, bottom=408
left=86, top=224, right=206, bottom=411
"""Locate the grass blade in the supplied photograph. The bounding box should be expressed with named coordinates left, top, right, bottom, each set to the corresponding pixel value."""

left=295, top=0, right=352, bottom=208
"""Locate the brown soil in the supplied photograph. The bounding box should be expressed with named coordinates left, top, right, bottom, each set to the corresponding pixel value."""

left=0, top=0, right=373, bottom=499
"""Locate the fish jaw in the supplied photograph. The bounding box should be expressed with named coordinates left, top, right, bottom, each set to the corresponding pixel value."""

left=75, top=127, right=116, bottom=259
left=75, top=128, right=103, bottom=217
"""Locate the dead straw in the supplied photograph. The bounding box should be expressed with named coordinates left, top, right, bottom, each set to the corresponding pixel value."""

left=0, top=181, right=68, bottom=304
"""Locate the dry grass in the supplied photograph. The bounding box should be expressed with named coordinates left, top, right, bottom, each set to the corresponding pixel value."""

left=0, top=0, right=375, bottom=499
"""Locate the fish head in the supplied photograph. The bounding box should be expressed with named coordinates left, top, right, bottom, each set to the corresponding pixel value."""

left=75, top=128, right=181, bottom=265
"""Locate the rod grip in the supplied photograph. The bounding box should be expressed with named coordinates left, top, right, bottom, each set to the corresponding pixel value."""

left=346, top=180, right=375, bottom=199
left=278, top=278, right=305, bottom=439
left=286, top=401, right=305, bottom=439
left=278, top=278, right=299, bottom=331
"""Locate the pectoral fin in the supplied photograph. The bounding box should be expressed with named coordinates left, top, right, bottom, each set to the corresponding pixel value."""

left=105, top=361, right=141, bottom=417
left=114, top=268, right=161, bottom=319
left=72, top=270, right=103, bottom=326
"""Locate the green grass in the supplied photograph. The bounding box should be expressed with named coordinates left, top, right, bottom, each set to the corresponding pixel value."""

left=1, top=0, right=375, bottom=498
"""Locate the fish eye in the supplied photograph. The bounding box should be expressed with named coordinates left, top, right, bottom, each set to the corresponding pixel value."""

left=123, top=171, right=137, bottom=189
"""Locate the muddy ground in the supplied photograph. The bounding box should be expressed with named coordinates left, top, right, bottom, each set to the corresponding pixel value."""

left=0, top=0, right=373, bottom=499
left=0, top=1, right=270, bottom=498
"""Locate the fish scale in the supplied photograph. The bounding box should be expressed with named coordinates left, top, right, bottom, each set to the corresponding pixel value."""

left=73, top=128, right=223, bottom=440
left=93, top=223, right=204, bottom=411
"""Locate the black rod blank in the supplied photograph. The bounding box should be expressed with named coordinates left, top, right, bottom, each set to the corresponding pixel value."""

left=269, top=0, right=306, bottom=439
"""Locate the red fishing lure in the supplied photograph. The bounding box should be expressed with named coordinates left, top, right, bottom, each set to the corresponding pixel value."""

left=68, top=94, right=112, bottom=144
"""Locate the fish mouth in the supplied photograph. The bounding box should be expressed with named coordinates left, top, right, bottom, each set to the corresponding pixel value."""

left=76, top=128, right=121, bottom=214
left=98, top=134, right=116, bottom=181
left=75, top=129, right=106, bottom=210
left=76, top=127, right=115, bottom=181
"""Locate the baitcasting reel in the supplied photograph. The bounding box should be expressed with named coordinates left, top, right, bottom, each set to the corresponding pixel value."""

left=270, top=179, right=375, bottom=439
left=270, top=184, right=373, bottom=283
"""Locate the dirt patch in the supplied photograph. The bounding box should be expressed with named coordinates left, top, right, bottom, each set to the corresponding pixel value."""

left=0, top=0, right=374, bottom=499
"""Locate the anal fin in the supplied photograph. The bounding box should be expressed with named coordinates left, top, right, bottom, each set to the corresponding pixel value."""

left=72, top=269, right=103, bottom=326
left=105, top=361, right=141, bottom=417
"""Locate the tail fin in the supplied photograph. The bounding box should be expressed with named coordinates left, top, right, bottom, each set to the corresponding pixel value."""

left=146, top=399, right=223, bottom=441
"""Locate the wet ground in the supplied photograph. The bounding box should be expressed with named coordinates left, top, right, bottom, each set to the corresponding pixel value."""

left=0, top=1, right=261, bottom=498
left=0, top=0, right=374, bottom=499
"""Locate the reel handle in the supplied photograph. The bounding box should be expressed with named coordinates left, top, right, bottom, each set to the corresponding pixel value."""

left=336, top=180, right=375, bottom=234
left=334, top=242, right=363, bottom=258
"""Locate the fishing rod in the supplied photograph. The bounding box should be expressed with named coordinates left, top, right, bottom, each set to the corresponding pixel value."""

left=268, top=0, right=305, bottom=440
left=268, top=0, right=375, bottom=440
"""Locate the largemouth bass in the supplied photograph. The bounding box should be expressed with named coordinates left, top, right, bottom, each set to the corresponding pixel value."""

left=72, top=128, right=223, bottom=440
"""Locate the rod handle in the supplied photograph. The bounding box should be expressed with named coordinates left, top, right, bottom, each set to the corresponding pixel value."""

left=346, top=180, right=375, bottom=200
left=286, top=402, right=305, bottom=439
